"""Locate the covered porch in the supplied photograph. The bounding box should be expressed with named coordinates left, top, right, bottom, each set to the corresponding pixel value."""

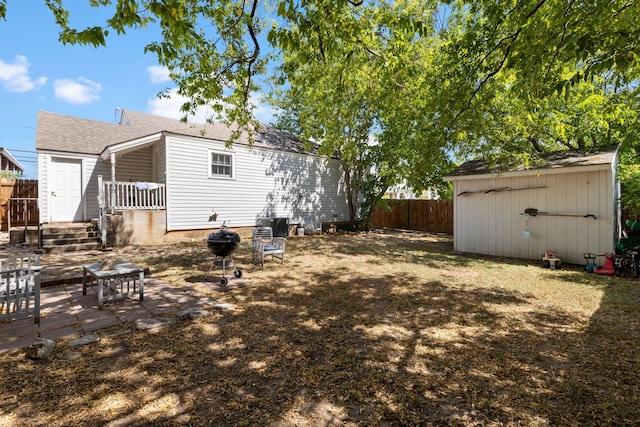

left=99, top=133, right=166, bottom=211
left=97, top=135, right=168, bottom=245
left=97, top=176, right=167, bottom=246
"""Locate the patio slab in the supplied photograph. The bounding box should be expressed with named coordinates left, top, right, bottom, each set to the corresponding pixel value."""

left=0, top=234, right=252, bottom=354
left=0, top=275, right=200, bottom=354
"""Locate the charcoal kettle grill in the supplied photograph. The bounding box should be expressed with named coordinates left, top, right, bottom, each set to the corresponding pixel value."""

left=204, top=224, right=242, bottom=285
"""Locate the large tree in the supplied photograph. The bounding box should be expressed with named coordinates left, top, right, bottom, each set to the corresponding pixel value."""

left=428, top=1, right=640, bottom=211
left=269, top=0, right=442, bottom=228
left=2, top=1, right=639, bottom=211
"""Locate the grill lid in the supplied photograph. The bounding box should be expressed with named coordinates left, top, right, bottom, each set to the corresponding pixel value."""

left=207, top=229, right=241, bottom=257
left=207, top=229, right=241, bottom=243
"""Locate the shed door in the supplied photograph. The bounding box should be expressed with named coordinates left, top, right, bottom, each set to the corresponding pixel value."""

left=50, top=158, right=83, bottom=222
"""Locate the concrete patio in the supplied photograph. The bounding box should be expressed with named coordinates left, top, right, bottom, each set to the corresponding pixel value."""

left=0, top=275, right=215, bottom=353
left=0, top=233, right=245, bottom=354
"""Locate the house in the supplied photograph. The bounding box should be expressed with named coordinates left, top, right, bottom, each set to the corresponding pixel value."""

left=0, top=148, right=25, bottom=175
left=443, top=147, right=620, bottom=265
left=35, top=110, right=350, bottom=244
left=384, top=181, right=439, bottom=200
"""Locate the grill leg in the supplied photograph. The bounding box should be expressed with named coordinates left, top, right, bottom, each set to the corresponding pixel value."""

left=221, top=257, right=228, bottom=277
left=203, top=258, right=217, bottom=280
left=204, top=253, right=238, bottom=284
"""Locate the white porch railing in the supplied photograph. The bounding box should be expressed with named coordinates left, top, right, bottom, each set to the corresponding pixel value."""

left=99, top=177, right=166, bottom=211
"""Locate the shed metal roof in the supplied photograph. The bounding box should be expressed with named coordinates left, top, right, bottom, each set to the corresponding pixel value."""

left=444, top=146, right=619, bottom=180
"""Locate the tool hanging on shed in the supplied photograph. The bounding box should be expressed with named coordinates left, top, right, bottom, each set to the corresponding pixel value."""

left=457, top=187, right=511, bottom=196
left=524, top=208, right=597, bottom=219
left=523, top=213, right=530, bottom=238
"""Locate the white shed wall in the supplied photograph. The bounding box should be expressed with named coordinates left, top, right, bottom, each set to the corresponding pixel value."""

left=452, top=168, right=615, bottom=265
left=165, top=135, right=349, bottom=231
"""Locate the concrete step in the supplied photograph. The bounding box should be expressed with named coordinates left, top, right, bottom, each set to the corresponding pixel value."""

left=40, top=222, right=102, bottom=253
left=41, top=231, right=100, bottom=240
left=41, top=236, right=101, bottom=246
left=42, top=241, right=102, bottom=253
left=43, top=225, right=96, bottom=234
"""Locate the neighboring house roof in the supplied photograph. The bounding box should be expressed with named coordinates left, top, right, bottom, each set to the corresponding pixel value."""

left=35, top=110, right=313, bottom=156
left=0, top=148, right=25, bottom=172
left=444, top=146, right=619, bottom=180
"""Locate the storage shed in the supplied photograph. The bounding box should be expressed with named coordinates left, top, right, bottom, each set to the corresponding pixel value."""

left=443, top=147, right=620, bottom=265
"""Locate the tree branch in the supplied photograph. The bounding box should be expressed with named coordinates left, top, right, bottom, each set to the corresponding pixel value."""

left=242, top=0, right=261, bottom=104
left=450, top=0, right=550, bottom=129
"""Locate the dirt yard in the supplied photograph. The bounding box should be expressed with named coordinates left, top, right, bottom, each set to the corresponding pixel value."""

left=1, top=229, right=638, bottom=426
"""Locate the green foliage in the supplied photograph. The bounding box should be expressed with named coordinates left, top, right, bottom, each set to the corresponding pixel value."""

left=0, top=170, right=21, bottom=180
left=269, top=0, right=445, bottom=226
left=435, top=1, right=640, bottom=208
left=4, top=0, right=640, bottom=210
left=620, top=163, right=640, bottom=216
left=619, top=143, right=640, bottom=216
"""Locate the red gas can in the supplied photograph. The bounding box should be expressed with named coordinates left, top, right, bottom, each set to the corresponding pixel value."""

left=595, top=253, right=615, bottom=276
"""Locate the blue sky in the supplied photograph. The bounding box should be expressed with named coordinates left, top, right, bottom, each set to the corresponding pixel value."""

left=0, top=2, right=275, bottom=178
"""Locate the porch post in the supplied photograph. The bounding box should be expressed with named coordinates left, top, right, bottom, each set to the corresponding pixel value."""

left=110, top=152, right=116, bottom=214
left=98, top=175, right=107, bottom=248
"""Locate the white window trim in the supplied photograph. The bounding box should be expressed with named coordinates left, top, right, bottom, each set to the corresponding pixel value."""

left=208, top=149, right=236, bottom=179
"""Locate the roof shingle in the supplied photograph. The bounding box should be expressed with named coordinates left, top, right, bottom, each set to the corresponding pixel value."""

left=36, top=110, right=311, bottom=155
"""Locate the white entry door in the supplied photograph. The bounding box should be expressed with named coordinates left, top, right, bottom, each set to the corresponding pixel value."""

left=50, top=158, right=83, bottom=222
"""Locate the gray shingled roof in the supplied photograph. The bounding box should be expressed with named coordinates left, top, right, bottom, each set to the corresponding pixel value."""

left=445, top=146, right=619, bottom=179
left=36, top=110, right=312, bottom=155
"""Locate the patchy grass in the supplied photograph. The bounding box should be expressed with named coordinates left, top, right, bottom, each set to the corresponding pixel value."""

left=1, top=229, right=638, bottom=426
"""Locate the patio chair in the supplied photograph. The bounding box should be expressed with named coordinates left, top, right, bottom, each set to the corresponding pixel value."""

left=252, top=226, right=286, bottom=265
left=0, top=254, right=42, bottom=324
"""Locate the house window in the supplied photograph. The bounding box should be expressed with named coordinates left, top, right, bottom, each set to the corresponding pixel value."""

left=209, top=150, right=235, bottom=179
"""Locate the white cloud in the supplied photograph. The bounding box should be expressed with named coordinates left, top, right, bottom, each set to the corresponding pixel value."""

left=0, top=55, right=47, bottom=93
left=53, top=77, right=101, bottom=104
left=146, top=65, right=172, bottom=84
left=249, top=95, right=276, bottom=124
left=146, top=89, right=218, bottom=123
left=147, top=89, right=275, bottom=124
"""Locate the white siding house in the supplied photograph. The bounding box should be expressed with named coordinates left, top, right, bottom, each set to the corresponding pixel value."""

left=0, top=148, right=25, bottom=175
left=36, top=110, right=350, bottom=241
left=443, top=147, right=620, bottom=265
left=160, top=132, right=348, bottom=231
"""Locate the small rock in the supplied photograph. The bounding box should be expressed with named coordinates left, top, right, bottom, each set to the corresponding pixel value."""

left=68, top=334, right=101, bottom=347
left=60, top=351, right=82, bottom=361
left=105, top=329, right=132, bottom=339
left=25, top=338, right=56, bottom=360
left=212, top=303, right=234, bottom=311
left=134, top=317, right=177, bottom=331
left=176, top=307, right=211, bottom=320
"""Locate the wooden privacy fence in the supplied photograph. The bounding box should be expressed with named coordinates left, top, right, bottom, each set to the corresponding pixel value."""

left=370, top=199, right=454, bottom=234
left=0, top=179, right=38, bottom=231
